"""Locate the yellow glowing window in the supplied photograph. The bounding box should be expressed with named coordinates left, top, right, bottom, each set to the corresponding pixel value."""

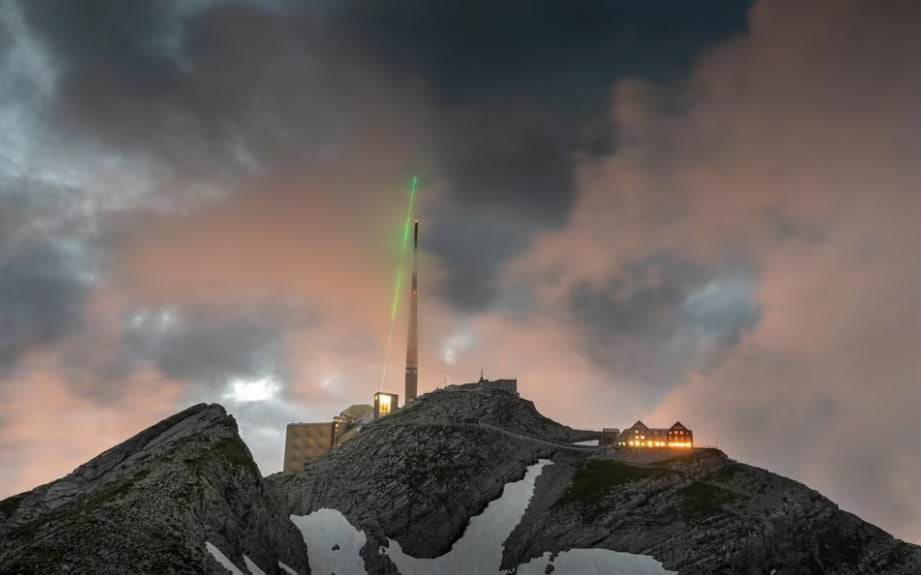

left=379, top=395, right=392, bottom=415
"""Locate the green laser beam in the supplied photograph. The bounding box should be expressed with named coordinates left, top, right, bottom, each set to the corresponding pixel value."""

left=390, top=267, right=404, bottom=322
left=390, top=175, right=418, bottom=321
left=380, top=175, right=418, bottom=390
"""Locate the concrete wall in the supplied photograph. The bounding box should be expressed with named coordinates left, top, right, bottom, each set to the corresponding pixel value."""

left=283, top=422, right=335, bottom=475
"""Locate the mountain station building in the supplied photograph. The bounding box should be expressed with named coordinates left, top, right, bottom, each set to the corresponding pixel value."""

left=606, top=420, right=694, bottom=449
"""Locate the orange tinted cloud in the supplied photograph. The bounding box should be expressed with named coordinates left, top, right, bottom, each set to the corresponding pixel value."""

left=510, top=0, right=921, bottom=542
left=0, top=355, right=183, bottom=496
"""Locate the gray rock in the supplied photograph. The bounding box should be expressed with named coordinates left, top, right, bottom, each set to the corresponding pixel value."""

left=272, top=385, right=921, bottom=575
left=270, top=386, right=593, bottom=573
left=0, top=404, right=308, bottom=575
left=503, top=450, right=921, bottom=574
left=3, top=385, right=918, bottom=575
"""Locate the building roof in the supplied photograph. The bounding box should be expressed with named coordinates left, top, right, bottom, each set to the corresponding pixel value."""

left=624, top=420, right=692, bottom=433
left=339, top=404, right=373, bottom=420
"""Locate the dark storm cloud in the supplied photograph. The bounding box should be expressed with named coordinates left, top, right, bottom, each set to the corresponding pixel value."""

left=332, top=0, right=753, bottom=220
left=0, top=183, right=97, bottom=369
left=0, top=239, right=87, bottom=366
left=15, top=0, right=753, bottom=311
left=424, top=204, right=535, bottom=311
left=16, top=0, right=376, bottom=187
left=568, top=255, right=761, bottom=387
left=122, top=303, right=306, bottom=388
left=327, top=0, right=754, bottom=309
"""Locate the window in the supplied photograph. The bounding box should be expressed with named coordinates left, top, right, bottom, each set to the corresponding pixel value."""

left=379, top=395, right=392, bottom=416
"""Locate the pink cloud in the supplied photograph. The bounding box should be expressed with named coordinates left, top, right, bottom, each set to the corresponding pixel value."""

left=0, top=355, right=183, bottom=497
left=507, top=0, right=921, bottom=542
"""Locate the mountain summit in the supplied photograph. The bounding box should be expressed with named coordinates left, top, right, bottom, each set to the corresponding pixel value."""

left=0, top=404, right=307, bottom=574
left=2, top=384, right=919, bottom=574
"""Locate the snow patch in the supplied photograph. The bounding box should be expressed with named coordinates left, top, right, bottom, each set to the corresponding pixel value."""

left=290, top=508, right=369, bottom=575
left=571, top=439, right=599, bottom=446
left=205, top=542, right=278, bottom=575
left=243, top=555, right=267, bottom=575
left=287, top=459, right=676, bottom=574
left=516, top=549, right=675, bottom=575
left=383, top=460, right=551, bottom=574
left=205, top=542, right=246, bottom=575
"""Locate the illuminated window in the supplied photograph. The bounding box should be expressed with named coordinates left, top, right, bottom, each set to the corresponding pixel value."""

left=379, top=395, right=392, bottom=416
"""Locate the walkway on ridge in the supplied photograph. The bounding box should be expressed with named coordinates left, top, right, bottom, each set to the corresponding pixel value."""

left=367, top=419, right=599, bottom=454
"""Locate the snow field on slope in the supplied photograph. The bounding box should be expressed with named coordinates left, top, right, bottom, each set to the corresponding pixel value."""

left=383, top=459, right=552, bottom=574
left=516, top=548, right=676, bottom=575
left=290, top=508, right=369, bottom=575
left=205, top=541, right=300, bottom=575
left=290, top=459, right=676, bottom=575
left=207, top=459, right=675, bottom=574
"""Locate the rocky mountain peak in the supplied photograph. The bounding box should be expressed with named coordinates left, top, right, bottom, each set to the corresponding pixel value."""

left=2, top=386, right=920, bottom=574
left=0, top=403, right=307, bottom=575
left=270, top=385, right=921, bottom=574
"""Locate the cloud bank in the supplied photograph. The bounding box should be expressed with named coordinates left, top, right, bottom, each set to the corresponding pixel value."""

left=1, top=0, right=920, bottom=545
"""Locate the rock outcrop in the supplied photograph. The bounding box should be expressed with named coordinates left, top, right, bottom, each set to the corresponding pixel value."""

left=269, top=385, right=595, bottom=573
left=504, top=449, right=921, bottom=574
left=2, top=385, right=919, bottom=574
left=0, top=404, right=308, bottom=575
left=270, top=385, right=921, bottom=574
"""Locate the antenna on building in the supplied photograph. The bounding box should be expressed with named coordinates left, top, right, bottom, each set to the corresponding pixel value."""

left=404, top=219, right=419, bottom=403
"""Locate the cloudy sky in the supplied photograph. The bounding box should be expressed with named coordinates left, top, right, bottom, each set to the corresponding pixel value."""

left=1, top=0, right=920, bottom=544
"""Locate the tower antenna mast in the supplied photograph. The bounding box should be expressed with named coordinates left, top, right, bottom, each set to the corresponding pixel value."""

left=405, top=220, right=419, bottom=402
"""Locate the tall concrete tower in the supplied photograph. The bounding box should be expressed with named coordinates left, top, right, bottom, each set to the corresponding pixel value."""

left=405, top=220, right=419, bottom=403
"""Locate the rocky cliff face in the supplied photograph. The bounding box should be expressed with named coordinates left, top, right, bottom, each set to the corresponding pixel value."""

left=0, top=404, right=308, bottom=575
left=2, top=386, right=919, bottom=575
left=269, top=385, right=921, bottom=574
left=269, top=385, right=599, bottom=572
left=504, top=449, right=921, bottom=574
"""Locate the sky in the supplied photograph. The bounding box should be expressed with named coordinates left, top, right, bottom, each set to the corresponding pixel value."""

left=0, top=0, right=920, bottom=545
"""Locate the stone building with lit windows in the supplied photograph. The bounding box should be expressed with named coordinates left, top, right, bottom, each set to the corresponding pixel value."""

left=665, top=421, right=693, bottom=448
left=615, top=420, right=694, bottom=448
left=373, top=392, right=399, bottom=420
